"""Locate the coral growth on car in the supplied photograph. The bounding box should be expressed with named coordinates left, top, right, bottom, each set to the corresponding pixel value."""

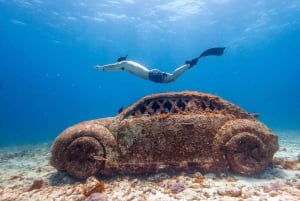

left=51, top=91, right=278, bottom=179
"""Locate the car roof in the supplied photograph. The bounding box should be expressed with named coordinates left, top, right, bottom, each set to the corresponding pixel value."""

left=117, top=91, right=254, bottom=120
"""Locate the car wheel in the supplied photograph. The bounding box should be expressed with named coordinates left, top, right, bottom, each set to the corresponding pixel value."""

left=213, top=119, right=278, bottom=175
left=51, top=121, right=116, bottom=179
left=64, top=136, right=106, bottom=179
left=225, top=132, right=269, bottom=175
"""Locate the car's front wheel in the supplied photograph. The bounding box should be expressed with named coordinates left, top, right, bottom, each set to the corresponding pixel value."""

left=51, top=122, right=116, bottom=179
left=64, top=136, right=106, bottom=179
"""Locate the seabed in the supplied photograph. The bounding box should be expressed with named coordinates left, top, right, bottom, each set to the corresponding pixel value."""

left=0, top=132, right=299, bottom=201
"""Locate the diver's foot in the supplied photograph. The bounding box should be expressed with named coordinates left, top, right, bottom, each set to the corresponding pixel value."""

left=185, top=58, right=198, bottom=68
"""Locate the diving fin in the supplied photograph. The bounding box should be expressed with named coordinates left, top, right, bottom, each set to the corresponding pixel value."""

left=199, top=47, right=225, bottom=58
left=185, top=47, right=226, bottom=68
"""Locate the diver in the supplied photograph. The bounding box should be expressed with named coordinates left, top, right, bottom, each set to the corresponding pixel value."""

left=95, top=47, right=226, bottom=83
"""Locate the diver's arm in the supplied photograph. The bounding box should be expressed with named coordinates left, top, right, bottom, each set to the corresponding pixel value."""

left=95, top=62, right=124, bottom=71
left=95, top=61, right=150, bottom=80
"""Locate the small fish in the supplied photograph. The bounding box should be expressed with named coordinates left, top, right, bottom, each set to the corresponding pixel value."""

left=93, top=155, right=108, bottom=161
left=251, top=113, right=260, bottom=118
left=118, top=106, right=124, bottom=114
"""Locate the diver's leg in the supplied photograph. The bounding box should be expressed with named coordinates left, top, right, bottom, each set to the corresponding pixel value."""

left=185, top=58, right=198, bottom=68
left=163, top=64, right=190, bottom=83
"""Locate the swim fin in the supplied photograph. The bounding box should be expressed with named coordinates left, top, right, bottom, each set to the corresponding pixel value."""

left=185, top=47, right=226, bottom=68
left=185, top=58, right=199, bottom=67
left=199, top=47, right=225, bottom=58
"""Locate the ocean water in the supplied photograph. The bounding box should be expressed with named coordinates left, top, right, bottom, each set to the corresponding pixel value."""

left=0, top=0, right=299, bottom=147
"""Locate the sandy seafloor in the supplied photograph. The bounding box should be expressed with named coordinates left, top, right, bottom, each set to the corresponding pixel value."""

left=0, top=131, right=300, bottom=201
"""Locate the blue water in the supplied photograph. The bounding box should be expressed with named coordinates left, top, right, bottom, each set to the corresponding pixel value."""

left=0, top=0, right=299, bottom=146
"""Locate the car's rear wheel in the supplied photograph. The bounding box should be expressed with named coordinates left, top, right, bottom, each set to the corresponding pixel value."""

left=225, top=132, right=269, bottom=175
left=213, top=119, right=278, bottom=175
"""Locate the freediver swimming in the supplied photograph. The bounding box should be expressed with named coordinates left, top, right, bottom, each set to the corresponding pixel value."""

left=95, top=47, right=226, bottom=83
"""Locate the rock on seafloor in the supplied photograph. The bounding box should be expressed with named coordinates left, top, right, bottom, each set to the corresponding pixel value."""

left=86, top=193, right=108, bottom=201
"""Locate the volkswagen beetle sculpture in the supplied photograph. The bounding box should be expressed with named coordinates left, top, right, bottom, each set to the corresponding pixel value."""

left=51, top=91, right=278, bottom=179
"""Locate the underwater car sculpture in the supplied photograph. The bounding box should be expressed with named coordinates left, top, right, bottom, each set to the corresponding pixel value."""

left=51, top=91, right=279, bottom=179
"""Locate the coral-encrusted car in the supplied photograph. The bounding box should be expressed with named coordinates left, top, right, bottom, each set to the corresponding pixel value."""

left=51, top=91, right=278, bottom=179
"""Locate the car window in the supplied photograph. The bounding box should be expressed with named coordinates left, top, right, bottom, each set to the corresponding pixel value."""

left=121, top=95, right=227, bottom=119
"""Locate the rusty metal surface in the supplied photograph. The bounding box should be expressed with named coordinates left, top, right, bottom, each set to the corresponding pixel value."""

left=51, top=91, right=279, bottom=179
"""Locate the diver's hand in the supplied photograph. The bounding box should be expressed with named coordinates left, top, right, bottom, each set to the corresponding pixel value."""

left=94, top=65, right=104, bottom=70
